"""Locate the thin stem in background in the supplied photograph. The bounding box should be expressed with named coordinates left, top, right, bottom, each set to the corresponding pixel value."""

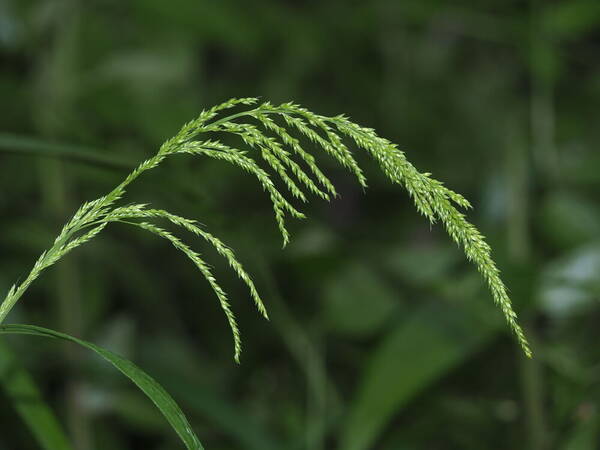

left=254, top=258, right=340, bottom=450
left=505, top=117, right=548, bottom=449
left=34, top=1, right=92, bottom=448
left=529, top=0, right=560, bottom=183
left=517, top=2, right=556, bottom=445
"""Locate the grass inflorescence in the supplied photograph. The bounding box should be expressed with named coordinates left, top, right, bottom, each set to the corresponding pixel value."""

left=0, top=98, right=531, bottom=361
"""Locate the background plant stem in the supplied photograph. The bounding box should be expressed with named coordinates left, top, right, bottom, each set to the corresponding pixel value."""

left=34, top=1, right=92, bottom=448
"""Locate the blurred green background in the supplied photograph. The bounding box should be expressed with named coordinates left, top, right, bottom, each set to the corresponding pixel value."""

left=1, top=1, right=600, bottom=449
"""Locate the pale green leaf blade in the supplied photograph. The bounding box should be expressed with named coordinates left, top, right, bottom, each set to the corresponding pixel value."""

left=0, top=338, right=73, bottom=450
left=341, top=302, right=501, bottom=450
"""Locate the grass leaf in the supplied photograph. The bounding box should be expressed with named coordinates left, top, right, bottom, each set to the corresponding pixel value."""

left=0, top=339, right=73, bottom=450
left=0, top=324, right=203, bottom=450
left=340, top=302, right=501, bottom=450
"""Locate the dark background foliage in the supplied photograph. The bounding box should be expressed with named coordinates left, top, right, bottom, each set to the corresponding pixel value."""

left=1, top=1, right=600, bottom=449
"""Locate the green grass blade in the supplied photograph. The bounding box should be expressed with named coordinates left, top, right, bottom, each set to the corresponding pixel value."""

left=340, top=302, right=502, bottom=450
left=0, top=339, right=73, bottom=450
left=0, top=133, right=133, bottom=170
left=150, top=368, right=282, bottom=450
left=0, top=324, right=203, bottom=450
